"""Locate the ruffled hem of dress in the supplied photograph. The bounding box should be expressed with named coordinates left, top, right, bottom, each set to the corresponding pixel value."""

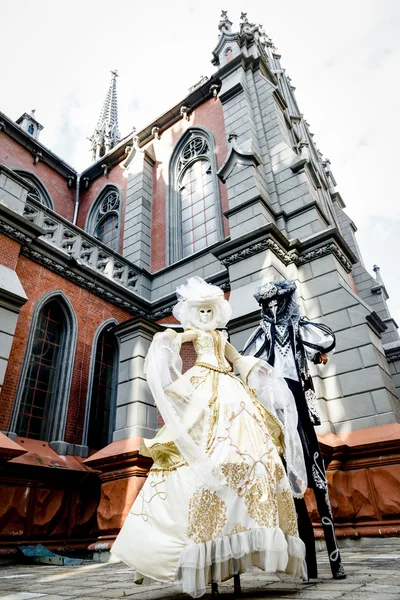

left=175, top=527, right=306, bottom=598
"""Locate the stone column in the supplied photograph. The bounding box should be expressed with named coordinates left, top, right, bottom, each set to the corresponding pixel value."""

left=112, top=317, right=160, bottom=441
left=122, top=149, right=154, bottom=278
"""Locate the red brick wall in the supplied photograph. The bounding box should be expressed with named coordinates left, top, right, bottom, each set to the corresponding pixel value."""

left=77, top=164, right=128, bottom=252
left=149, top=97, right=229, bottom=271
left=0, top=234, right=21, bottom=270
left=0, top=132, right=75, bottom=220
left=0, top=255, right=131, bottom=444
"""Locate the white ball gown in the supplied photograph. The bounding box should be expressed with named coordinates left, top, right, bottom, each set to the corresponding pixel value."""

left=111, top=326, right=307, bottom=598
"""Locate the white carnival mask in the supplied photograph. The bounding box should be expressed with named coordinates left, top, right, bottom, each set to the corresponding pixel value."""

left=198, top=307, right=214, bottom=324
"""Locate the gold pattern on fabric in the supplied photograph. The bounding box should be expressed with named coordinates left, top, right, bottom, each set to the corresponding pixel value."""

left=217, top=402, right=277, bottom=496
left=194, top=361, right=232, bottom=374
left=230, top=522, right=249, bottom=535
left=211, top=330, right=226, bottom=369
left=275, top=462, right=286, bottom=483
left=130, top=477, right=167, bottom=521
left=190, top=374, right=208, bottom=388
left=244, top=478, right=278, bottom=528
left=221, top=462, right=250, bottom=491
left=278, top=488, right=298, bottom=536
left=206, top=388, right=220, bottom=453
left=187, top=487, right=227, bottom=543
left=208, top=370, right=219, bottom=408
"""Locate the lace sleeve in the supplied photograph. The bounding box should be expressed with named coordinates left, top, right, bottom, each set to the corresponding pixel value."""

left=299, top=320, right=336, bottom=362
left=247, top=361, right=308, bottom=498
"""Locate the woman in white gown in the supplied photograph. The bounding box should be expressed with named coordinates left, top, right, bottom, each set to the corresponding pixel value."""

left=112, top=277, right=307, bottom=598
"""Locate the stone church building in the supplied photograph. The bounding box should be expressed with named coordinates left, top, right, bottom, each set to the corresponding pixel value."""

left=1, top=13, right=399, bottom=557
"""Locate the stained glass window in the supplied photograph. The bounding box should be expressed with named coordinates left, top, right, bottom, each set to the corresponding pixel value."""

left=16, top=301, right=64, bottom=440
left=87, top=329, right=116, bottom=450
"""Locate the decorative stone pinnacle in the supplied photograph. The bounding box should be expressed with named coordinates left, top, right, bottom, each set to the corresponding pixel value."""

left=151, top=126, right=160, bottom=140
left=180, top=106, right=190, bottom=121
left=373, top=264, right=383, bottom=282
left=240, top=12, right=248, bottom=23
left=218, top=9, right=232, bottom=33
left=90, top=69, right=121, bottom=162
left=33, top=150, right=43, bottom=165
left=209, top=84, right=219, bottom=98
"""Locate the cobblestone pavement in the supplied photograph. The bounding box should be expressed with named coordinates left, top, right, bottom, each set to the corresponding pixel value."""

left=1, top=542, right=400, bottom=600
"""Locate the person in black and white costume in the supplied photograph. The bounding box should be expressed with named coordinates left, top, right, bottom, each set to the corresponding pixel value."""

left=242, top=280, right=346, bottom=580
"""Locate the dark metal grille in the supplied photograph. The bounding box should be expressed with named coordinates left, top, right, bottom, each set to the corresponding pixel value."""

left=87, top=329, right=116, bottom=450
left=16, top=302, right=63, bottom=439
left=180, top=159, right=217, bottom=257
left=96, top=213, right=119, bottom=250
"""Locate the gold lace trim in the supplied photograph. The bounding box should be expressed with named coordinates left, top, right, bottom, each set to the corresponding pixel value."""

left=194, top=361, right=232, bottom=374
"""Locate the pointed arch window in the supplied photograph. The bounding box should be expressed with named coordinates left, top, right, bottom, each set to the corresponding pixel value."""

left=14, top=296, right=76, bottom=441
left=86, top=186, right=121, bottom=252
left=85, top=326, right=118, bottom=450
left=14, top=170, right=54, bottom=209
left=168, top=128, right=223, bottom=263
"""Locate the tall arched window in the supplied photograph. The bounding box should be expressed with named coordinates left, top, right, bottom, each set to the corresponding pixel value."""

left=12, top=293, right=77, bottom=442
left=14, top=170, right=54, bottom=209
left=85, top=325, right=118, bottom=450
left=168, top=128, right=222, bottom=263
left=86, top=186, right=121, bottom=252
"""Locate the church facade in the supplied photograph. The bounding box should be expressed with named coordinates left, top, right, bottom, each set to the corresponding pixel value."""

left=1, top=12, right=400, bottom=558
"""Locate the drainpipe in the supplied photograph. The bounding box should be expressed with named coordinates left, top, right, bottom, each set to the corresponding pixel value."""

left=72, top=173, right=81, bottom=225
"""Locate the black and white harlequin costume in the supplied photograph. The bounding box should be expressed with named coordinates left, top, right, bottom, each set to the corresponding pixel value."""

left=242, top=280, right=345, bottom=580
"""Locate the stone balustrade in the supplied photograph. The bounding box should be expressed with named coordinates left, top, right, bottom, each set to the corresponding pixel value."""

left=23, top=198, right=140, bottom=293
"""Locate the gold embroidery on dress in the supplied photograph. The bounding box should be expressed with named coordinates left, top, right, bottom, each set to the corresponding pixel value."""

left=275, top=462, right=286, bottom=483
left=278, top=488, right=298, bottom=536
left=217, top=402, right=277, bottom=495
left=230, top=522, right=249, bottom=535
left=221, top=462, right=250, bottom=491
left=206, top=376, right=220, bottom=453
left=244, top=478, right=278, bottom=528
left=190, top=374, right=208, bottom=388
left=130, top=477, right=167, bottom=521
left=187, top=487, right=227, bottom=543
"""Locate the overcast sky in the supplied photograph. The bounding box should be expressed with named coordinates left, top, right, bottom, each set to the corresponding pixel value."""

left=2, top=0, right=400, bottom=324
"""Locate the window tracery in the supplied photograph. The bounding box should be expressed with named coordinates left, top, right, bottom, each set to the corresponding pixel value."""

left=168, top=129, right=222, bottom=262
left=14, top=170, right=54, bottom=209
left=86, top=187, right=121, bottom=251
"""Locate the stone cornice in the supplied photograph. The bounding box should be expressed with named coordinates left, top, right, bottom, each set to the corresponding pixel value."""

left=0, top=204, right=45, bottom=245
left=212, top=224, right=356, bottom=273
left=366, top=311, right=388, bottom=337
left=385, top=341, right=400, bottom=363
left=20, top=243, right=149, bottom=316
left=112, top=316, right=161, bottom=339
left=0, top=112, right=76, bottom=179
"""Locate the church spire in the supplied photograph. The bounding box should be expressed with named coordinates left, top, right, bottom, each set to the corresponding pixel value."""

left=90, top=69, right=121, bottom=162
